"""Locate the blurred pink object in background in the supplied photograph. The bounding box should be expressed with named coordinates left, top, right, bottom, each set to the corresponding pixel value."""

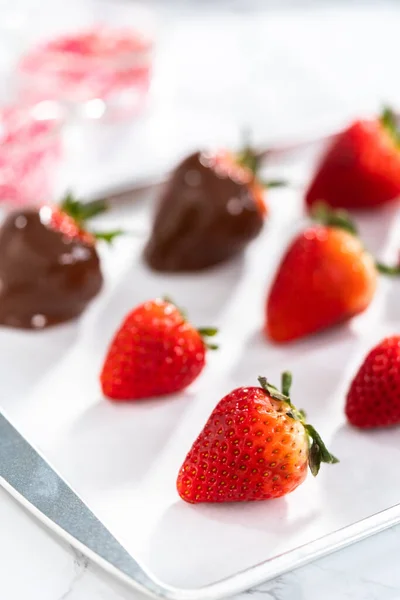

left=0, top=106, right=61, bottom=206
left=18, top=27, right=154, bottom=118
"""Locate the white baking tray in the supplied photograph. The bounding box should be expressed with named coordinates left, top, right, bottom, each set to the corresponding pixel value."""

left=2, top=185, right=400, bottom=593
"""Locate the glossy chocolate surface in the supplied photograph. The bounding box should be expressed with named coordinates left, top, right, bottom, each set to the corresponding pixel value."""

left=144, top=152, right=264, bottom=272
left=0, top=208, right=103, bottom=329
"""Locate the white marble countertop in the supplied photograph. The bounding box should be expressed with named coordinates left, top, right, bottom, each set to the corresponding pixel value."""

left=2, top=487, right=400, bottom=600
left=2, top=2, right=400, bottom=599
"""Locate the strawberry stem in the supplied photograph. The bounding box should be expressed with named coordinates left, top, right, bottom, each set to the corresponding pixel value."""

left=258, top=376, right=289, bottom=402
left=281, top=371, right=292, bottom=397
left=236, top=145, right=261, bottom=177
left=311, top=202, right=358, bottom=236
left=258, top=373, right=339, bottom=476
left=235, top=131, right=288, bottom=189
left=235, top=129, right=257, bottom=171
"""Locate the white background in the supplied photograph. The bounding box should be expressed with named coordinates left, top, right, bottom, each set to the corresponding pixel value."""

left=2, top=2, right=400, bottom=599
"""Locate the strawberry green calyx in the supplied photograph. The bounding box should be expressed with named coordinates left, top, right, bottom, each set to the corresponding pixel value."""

left=258, top=375, right=290, bottom=402
left=281, top=370, right=292, bottom=397
left=304, top=423, right=339, bottom=476
left=197, top=327, right=219, bottom=350
left=60, top=193, right=124, bottom=244
left=258, top=372, right=339, bottom=476
left=162, top=295, right=187, bottom=319
left=60, top=193, right=108, bottom=225
left=380, top=106, right=400, bottom=143
left=236, top=132, right=287, bottom=189
left=312, top=203, right=400, bottom=278
left=197, top=327, right=218, bottom=336
left=261, top=179, right=287, bottom=189
left=236, top=129, right=262, bottom=176
left=93, top=230, right=124, bottom=244
left=162, top=298, right=219, bottom=350
left=237, top=144, right=261, bottom=177
left=375, top=261, right=400, bottom=276
left=236, top=146, right=287, bottom=188
left=311, top=202, right=358, bottom=236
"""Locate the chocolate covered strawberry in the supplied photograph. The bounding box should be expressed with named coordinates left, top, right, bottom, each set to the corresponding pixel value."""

left=144, top=147, right=281, bottom=272
left=177, top=373, right=338, bottom=503
left=0, top=194, right=119, bottom=329
left=265, top=206, right=400, bottom=343
left=346, top=336, right=400, bottom=428
left=306, top=107, right=400, bottom=210
left=100, top=298, right=218, bottom=400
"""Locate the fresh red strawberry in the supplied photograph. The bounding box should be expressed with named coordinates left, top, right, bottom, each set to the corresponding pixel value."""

left=305, top=108, right=400, bottom=211
left=100, top=298, right=218, bottom=401
left=346, top=336, right=400, bottom=428
left=41, top=193, right=122, bottom=245
left=177, top=373, right=338, bottom=503
left=265, top=206, right=381, bottom=343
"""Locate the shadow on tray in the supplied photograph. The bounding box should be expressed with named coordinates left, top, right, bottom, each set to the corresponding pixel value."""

left=0, top=322, right=79, bottom=409
left=147, top=495, right=317, bottom=589
left=91, top=254, right=246, bottom=350
left=61, top=391, right=194, bottom=490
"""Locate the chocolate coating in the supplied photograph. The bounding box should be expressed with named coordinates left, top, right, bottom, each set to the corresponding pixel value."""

left=144, top=152, right=264, bottom=272
left=0, top=209, right=103, bottom=329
